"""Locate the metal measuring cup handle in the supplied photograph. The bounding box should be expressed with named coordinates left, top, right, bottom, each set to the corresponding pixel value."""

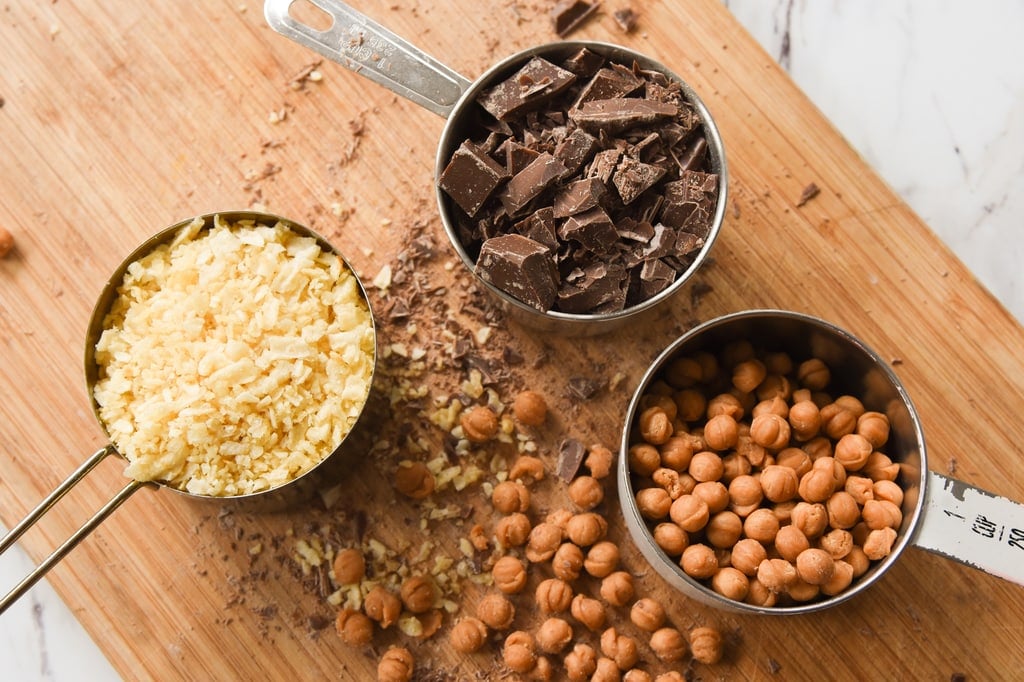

left=0, top=447, right=152, bottom=614
left=264, top=0, right=472, bottom=117
left=916, top=471, right=1024, bottom=584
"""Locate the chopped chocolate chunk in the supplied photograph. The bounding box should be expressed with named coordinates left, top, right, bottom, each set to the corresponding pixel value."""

left=514, top=207, right=559, bottom=251
left=561, top=48, right=606, bottom=77
left=588, top=148, right=622, bottom=184
left=674, top=136, right=708, bottom=173
left=613, top=156, right=666, bottom=204
left=570, top=98, right=678, bottom=134
left=638, top=258, right=676, bottom=298
left=796, top=182, right=821, bottom=207
left=612, top=7, right=638, bottom=32
left=616, top=217, right=656, bottom=242
left=551, top=0, right=601, bottom=37
left=568, top=376, right=602, bottom=400
left=574, top=65, right=644, bottom=106
left=558, top=262, right=627, bottom=313
left=476, top=234, right=559, bottom=311
left=498, top=153, right=568, bottom=216
left=553, top=178, right=609, bottom=218
left=558, top=207, right=618, bottom=254
left=478, top=57, right=577, bottom=121
left=499, top=139, right=541, bottom=175
left=438, top=142, right=509, bottom=217
left=554, top=128, right=600, bottom=178
left=440, top=50, right=721, bottom=316
left=557, top=438, right=587, bottom=482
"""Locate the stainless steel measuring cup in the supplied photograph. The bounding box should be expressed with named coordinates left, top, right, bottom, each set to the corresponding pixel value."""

left=618, top=309, right=1024, bottom=614
left=264, top=0, right=728, bottom=335
left=0, top=211, right=377, bottom=614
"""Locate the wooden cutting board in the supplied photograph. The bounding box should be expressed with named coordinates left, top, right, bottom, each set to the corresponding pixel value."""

left=2, top=0, right=1023, bottom=679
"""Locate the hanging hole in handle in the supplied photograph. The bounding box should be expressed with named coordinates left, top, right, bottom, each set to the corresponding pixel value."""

left=288, top=0, right=334, bottom=31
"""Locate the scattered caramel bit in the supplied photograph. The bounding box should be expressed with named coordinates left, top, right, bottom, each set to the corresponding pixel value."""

left=336, top=608, right=374, bottom=646
left=513, top=390, right=548, bottom=426
left=461, top=405, right=499, bottom=443
left=450, top=617, right=488, bottom=653
left=393, top=461, right=435, bottom=499
left=377, top=646, right=414, bottom=682
left=332, top=547, right=365, bottom=585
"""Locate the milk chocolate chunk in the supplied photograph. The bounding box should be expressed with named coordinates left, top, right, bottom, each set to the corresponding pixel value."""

left=498, top=152, right=568, bottom=216
left=439, top=142, right=510, bottom=217
left=514, top=207, right=559, bottom=251
left=500, top=140, right=541, bottom=175
left=558, top=207, right=617, bottom=254
left=638, top=258, right=676, bottom=298
left=557, top=262, right=627, bottom=314
left=561, top=48, right=606, bottom=77
left=477, top=234, right=559, bottom=311
left=613, top=156, right=666, bottom=204
left=478, top=57, right=576, bottom=121
left=554, top=128, right=600, bottom=177
left=551, top=0, right=600, bottom=37
left=557, top=438, right=587, bottom=482
left=570, top=98, right=678, bottom=134
left=574, top=65, right=643, bottom=106
left=553, top=177, right=608, bottom=218
left=588, top=148, right=622, bottom=184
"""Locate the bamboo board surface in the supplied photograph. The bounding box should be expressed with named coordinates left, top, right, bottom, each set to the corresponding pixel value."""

left=1, top=0, right=1023, bottom=679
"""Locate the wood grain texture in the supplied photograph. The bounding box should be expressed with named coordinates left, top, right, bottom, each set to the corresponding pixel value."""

left=2, top=0, right=1022, bottom=679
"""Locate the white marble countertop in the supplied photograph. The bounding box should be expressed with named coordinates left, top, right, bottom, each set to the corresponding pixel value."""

left=2, top=1, right=1022, bottom=679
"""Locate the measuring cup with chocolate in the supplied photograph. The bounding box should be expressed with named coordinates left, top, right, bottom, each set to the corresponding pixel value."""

left=265, top=0, right=727, bottom=335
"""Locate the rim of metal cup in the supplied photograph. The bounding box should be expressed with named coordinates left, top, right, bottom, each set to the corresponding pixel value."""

left=434, top=41, right=728, bottom=336
left=83, top=210, right=378, bottom=509
left=617, top=309, right=927, bottom=614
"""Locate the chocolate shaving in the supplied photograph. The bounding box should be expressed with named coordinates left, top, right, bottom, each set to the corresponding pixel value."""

left=568, top=376, right=602, bottom=400
left=557, top=439, right=588, bottom=482
left=612, top=7, right=638, bottom=32
left=796, top=182, right=821, bottom=207
left=551, top=0, right=601, bottom=37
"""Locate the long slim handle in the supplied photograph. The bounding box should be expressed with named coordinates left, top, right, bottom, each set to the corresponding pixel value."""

left=264, top=0, right=472, bottom=117
left=914, top=470, right=1024, bottom=585
left=0, top=446, right=150, bottom=614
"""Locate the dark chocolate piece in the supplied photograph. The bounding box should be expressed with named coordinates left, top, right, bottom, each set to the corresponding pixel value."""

left=796, top=182, right=821, bottom=207
left=476, top=234, right=559, bottom=311
left=570, top=98, right=678, bottom=134
left=616, top=217, right=656, bottom=243
left=551, top=0, right=600, bottom=37
left=557, top=438, right=587, bottom=482
left=613, top=156, right=666, bottom=204
left=514, top=207, right=559, bottom=251
left=613, top=7, right=638, bottom=32
left=553, top=128, right=600, bottom=178
left=553, top=177, right=608, bottom=218
left=438, top=142, right=510, bottom=217
left=574, top=65, right=644, bottom=106
left=498, top=153, right=568, bottom=216
left=557, top=262, right=627, bottom=313
left=568, top=376, right=602, bottom=400
left=478, top=57, right=576, bottom=121
left=638, top=258, right=676, bottom=298
left=557, top=207, right=618, bottom=254
left=499, top=139, right=542, bottom=175
left=560, top=48, right=606, bottom=77
left=587, top=148, right=622, bottom=184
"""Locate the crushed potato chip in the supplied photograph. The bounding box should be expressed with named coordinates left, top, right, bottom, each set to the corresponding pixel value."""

left=93, top=216, right=375, bottom=496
